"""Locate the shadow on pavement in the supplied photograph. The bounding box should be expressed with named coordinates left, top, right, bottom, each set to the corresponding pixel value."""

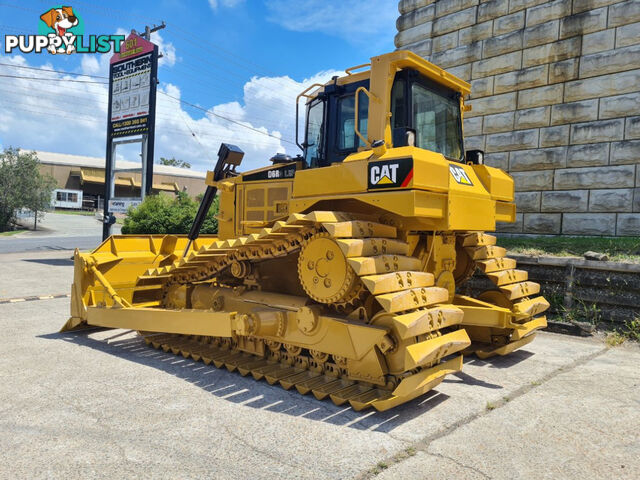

left=23, top=258, right=74, bottom=266
left=464, top=350, right=534, bottom=369
left=40, top=329, right=525, bottom=432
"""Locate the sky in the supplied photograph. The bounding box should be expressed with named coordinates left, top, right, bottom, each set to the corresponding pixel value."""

left=0, top=0, right=397, bottom=172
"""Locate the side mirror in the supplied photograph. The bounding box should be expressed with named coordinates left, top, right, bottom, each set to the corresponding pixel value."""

left=465, top=149, right=484, bottom=165
left=392, top=127, right=416, bottom=147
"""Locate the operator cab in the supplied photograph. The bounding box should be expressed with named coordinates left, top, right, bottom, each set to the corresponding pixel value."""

left=301, top=68, right=465, bottom=168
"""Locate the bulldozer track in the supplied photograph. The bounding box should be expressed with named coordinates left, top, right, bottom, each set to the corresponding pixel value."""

left=458, top=232, right=549, bottom=358
left=141, top=333, right=462, bottom=412
left=133, top=210, right=471, bottom=411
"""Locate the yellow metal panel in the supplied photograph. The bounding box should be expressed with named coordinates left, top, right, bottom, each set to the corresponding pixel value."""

left=293, top=159, right=368, bottom=197
left=472, top=165, right=515, bottom=202
left=496, top=201, right=516, bottom=223
left=87, top=306, right=234, bottom=336
left=447, top=194, right=495, bottom=231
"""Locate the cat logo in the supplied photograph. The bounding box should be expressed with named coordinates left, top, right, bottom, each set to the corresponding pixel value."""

left=370, top=163, right=399, bottom=185
left=449, top=164, right=473, bottom=186
left=368, top=157, right=414, bottom=190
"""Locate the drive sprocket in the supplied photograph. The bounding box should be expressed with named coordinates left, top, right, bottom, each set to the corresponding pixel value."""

left=297, top=232, right=362, bottom=305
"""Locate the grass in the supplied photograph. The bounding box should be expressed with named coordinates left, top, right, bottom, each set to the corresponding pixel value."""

left=0, top=229, right=27, bottom=236
left=605, top=318, right=640, bottom=346
left=52, top=210, right=95, bottom=216
left=372, top=461, right=389, bottom=474
left=605, top=332, right=626, bottom=347
left=499, top=235, right=640, bottom=263
left=625, top=318, right=640, bottom=342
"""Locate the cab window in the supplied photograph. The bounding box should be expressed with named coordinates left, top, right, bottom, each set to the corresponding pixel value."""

left=391, top=80, right=406, bottom=129
left=304, top=100, right=324, bottom=167
left=411, top=83, right=462, bottom=161
left=337, top=91, right=369, bottom=151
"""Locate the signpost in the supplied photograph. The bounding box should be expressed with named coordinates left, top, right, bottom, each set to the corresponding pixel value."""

left=103, top=31, right=159, bottom=240
left=108, top=198, right=142, bottom=214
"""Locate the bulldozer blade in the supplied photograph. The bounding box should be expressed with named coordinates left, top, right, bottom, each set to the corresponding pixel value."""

left=60, top=317, right=91, bottom=332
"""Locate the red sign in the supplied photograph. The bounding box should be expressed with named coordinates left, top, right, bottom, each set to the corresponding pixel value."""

left=110, top=32, right=155, bottom=64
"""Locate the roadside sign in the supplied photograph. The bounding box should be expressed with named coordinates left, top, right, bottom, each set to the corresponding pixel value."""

left=108, top=198, right=141, bottom=214
left=103, top=31, right=159, bottom=240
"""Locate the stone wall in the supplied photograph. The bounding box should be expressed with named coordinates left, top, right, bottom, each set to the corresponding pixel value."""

left=396, top=0, right=640, bottom=235
left=463, top=253, right=640, bottom=325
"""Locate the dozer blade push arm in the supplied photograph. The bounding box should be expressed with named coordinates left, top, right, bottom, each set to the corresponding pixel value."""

left=183, top=143, right=244, bottom=257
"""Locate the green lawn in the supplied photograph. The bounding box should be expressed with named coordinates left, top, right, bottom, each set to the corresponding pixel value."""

left=52, top=210, right=95, bottom=216
left=499, top=235, right=640, bottom=263
left=0, top=229, right=27, bottom=236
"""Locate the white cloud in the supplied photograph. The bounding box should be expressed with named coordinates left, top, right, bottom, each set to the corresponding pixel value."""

left=152, top=32, right=178, bottom=68
left=265, top=0, right=397, bottom=45
left=0, top=53, right=339, bottom=174
left=208, top=0, right=245, bottom=10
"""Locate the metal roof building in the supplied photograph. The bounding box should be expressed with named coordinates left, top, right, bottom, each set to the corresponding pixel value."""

left=31, top=150, right=207, bottom=208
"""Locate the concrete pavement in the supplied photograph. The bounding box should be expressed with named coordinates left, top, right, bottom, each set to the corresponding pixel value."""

left=0, top=250, right=638, bottom=479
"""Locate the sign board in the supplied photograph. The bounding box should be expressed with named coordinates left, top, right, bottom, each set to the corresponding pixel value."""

left=109, top=35, right=157, bottom=138
left=108, top=198, right=142, bottom=214
left=103, top=32, right=159, bottom=240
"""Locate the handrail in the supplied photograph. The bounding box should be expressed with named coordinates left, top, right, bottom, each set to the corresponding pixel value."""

left=345, top=63, right=371, bottom=75
left=295, top=83, right=325, bottom=152
left=354, top=86, right=380, bottom=148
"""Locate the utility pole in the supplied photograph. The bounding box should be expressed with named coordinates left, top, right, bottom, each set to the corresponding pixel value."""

left=136, top=22, right=166, bottom=58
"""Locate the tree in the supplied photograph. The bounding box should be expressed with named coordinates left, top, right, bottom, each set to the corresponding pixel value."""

left=121, top=191, right=218, bottom=235
left=159, top=156, right=191, bottom=169
left=0, top=148, right=56, bottom=231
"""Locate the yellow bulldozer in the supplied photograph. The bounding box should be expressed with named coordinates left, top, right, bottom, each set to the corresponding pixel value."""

left=63, top=51, right=548, bottom=411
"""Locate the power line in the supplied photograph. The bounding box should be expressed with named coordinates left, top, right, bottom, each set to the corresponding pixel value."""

left=0, top=64, right=295, bottom=144
left=0, top=62, right=108, bottom=79
left=159, top=91, right=295, bottom=145
left=0, top=74, right=107, bottom=84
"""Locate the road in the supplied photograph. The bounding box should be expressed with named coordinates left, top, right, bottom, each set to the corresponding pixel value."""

left=0, top=212, right=120, bottom=253
left=0, top=235, right=103, bottom=253
left=0, top=249, right=638, bottom=479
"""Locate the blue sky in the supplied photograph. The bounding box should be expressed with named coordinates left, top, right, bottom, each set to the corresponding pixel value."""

left=0, top=0, right=397, bottom=171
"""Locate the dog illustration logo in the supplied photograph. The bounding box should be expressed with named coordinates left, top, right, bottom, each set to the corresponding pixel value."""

left=4, top=7, right=122, bottom=55
left=39, top=6, right=79, bottom=54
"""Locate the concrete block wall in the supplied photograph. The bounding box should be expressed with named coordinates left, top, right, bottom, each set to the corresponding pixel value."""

left=396, top=0, right=640, bottom=235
